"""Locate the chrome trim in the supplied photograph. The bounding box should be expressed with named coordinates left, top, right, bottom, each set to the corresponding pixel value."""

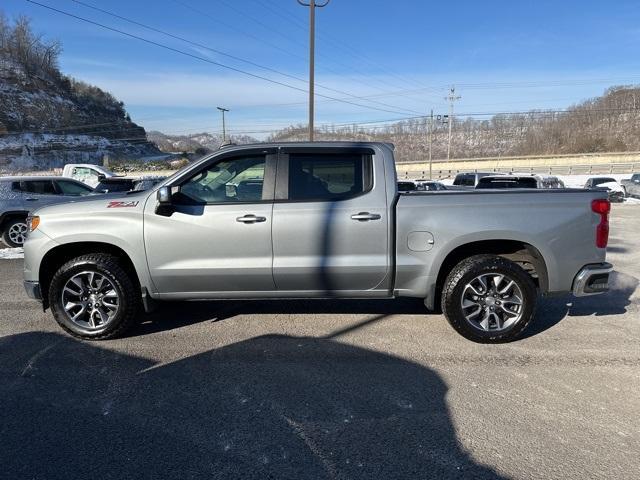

left=572, top=263, right=613, bottom=297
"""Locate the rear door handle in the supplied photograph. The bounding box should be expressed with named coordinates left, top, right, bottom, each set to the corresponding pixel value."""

left=351, top=212, right=381, bottom=221
left=25, top=198, right=38, bottom=202
left=236, top=214, right=267, bottom=223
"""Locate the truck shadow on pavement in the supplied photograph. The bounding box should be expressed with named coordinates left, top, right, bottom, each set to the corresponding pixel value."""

left=0, top=331, right=506, bottom=480
left=135, top=270, right=638, bottom=340
left=132, top=297, right=430, bottom=337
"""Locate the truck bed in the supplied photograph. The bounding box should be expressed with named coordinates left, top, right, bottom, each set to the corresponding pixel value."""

left=395, top=188, right=607, bottom=308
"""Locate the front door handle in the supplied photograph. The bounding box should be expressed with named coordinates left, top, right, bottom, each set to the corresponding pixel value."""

left=236, top=214, right=267, bottom=224
left=351, top=212, right=381, bottom=222
left=25, top=198, right=38, bottom=202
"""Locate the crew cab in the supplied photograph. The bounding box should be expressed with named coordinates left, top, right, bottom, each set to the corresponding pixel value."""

left=23, top=142, right=613, bottom=343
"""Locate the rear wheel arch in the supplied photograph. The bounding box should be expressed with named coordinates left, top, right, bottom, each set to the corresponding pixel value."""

left=432, top=239, right=548, bottom=308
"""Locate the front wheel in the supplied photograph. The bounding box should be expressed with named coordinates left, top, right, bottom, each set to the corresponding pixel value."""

left=441, top=255, right=537, bottom=343
left=49, top=254, right=140, bottom=340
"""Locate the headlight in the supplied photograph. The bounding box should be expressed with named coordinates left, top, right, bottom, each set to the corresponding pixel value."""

left=27, top=215, right=40, bottom=232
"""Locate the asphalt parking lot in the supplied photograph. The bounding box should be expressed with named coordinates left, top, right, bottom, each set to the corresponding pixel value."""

left=1, top=206, right=639, bottom=479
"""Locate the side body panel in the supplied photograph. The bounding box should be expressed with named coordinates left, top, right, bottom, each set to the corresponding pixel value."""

left=395, top=189, right=608, bottom=307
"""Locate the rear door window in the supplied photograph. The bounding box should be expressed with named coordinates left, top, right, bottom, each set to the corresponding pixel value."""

left=15, top=180, right=58, bottom=195
left=287, top=153, right=372, bottom=201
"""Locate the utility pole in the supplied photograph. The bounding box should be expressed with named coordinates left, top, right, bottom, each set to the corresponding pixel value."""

left=297, top=0, right=330, bottom=142
left=428, top=109, right=433, bottom=179
left=445, top=86, right=461, bottom=161
left=217, top=106, right=229, bottom=143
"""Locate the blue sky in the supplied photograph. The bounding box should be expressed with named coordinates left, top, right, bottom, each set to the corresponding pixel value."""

left=5, top=0, right=640, bottom=138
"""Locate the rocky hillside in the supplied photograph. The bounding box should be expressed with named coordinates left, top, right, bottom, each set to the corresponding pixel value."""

left=0, top=14, right=160, bottom=171
left=148, top=131, right=258, bottom=154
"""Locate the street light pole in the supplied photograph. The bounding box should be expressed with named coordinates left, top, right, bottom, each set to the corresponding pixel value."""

left=297, top=0, right=330, bottom=142
left=217, top=106, right=229, bottom=143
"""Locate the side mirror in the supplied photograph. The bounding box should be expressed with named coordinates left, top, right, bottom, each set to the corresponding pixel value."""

left=157, top=186, right=172, bottom=204
left=635, top=179, right=640, bottom=184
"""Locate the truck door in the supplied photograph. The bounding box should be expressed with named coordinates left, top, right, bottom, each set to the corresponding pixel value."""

left=271, top=147, right=390, bottom=294
left=144, top=150, right=277, bottom=294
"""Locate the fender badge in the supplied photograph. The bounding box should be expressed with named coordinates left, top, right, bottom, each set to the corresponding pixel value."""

left=107, top=201, right=139, bottom=208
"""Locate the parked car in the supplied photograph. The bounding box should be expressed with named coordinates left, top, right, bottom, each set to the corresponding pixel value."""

left=24, top=142, right=612, bottom=344
left=0, top=176, right=93, bottom=247
left=584, top=177, right=625, bottom=203
left=62, top=164, right=117, bottom=188
left=414, top=179, right=447, bottom=191
left=397, top=180, right=417, bottom=192
left=453, top=172, right=504, bottom=187
left=476, top=174, right=565, bottom=189
left=621, top=173, right=640, bottom=198
left=93, top=176, right=166, bottom=194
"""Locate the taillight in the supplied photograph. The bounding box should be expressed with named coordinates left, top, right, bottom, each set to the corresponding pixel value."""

left=591, top=199, right=610, bottom=248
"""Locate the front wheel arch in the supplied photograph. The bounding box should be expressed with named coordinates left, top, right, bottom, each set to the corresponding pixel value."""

left=39, top=242, right=141, bottom=310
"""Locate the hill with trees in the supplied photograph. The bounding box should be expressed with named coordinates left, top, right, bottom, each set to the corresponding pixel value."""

left=268, top=86, right=640, bottom=163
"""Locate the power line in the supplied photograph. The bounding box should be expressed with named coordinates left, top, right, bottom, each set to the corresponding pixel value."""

left=25, top=0, right=420, bottom=117
left=70, top=0, right=423, bottom=116
left=250, top=0, right=443, bottom=96
left=182, top=0, right=444, bottom=104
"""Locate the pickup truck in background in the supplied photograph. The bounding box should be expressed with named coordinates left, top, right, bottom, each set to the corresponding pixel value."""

left=452, top=171, right=505, bottom=187
left=584, top=177, right=625, bottom=203
left=621, top=173, right=640, bottom=198
left=62, top=163, right=117, bottom=188
left=476, top=174, right=565, bottom=189
left=23, top=142, right=613, bottom=343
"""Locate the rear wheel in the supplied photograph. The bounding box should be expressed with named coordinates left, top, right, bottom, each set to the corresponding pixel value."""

left=441, top=255, right=537, bottom=343
left=2, top=218, right=28, bottom=247
left=49, top=254, right=140, bottom=340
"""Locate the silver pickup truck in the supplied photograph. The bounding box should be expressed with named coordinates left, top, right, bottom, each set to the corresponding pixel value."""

left=23, top=142, right=613, bottom=343
left=621, top=173, right=640, bottom=198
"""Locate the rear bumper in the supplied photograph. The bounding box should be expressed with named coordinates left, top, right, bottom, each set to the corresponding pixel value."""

left=24, top=281, right=42, bottom=301
left=572, top=263, right=613, bottom=297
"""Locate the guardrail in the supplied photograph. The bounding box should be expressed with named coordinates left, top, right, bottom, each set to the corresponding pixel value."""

left=397, top=162, right=639, bottom=180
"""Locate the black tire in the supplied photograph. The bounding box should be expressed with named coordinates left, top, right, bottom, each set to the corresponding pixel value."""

left=49, top=254, right=140, bottom=340
left=2, top=217, right=28, bottom=247
left=441, top=254, right=537, bottom=343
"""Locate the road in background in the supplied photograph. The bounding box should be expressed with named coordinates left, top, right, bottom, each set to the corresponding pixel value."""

left=0, top=206, right=638, bottom=479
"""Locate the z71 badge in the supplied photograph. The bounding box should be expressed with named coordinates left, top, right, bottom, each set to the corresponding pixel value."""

left=107, top=201, right=139, bottom=208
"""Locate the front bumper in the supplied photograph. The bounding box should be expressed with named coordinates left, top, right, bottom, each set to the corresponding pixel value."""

left=572, top=263, right=613, bottom=297
left=24, top=281, right=42, bottom=301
